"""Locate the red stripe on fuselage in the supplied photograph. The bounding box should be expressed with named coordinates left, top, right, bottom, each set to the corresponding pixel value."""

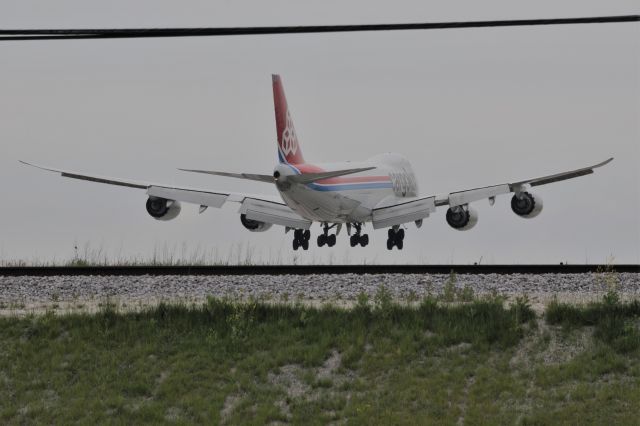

left=292, top=163, right=390, bottom=185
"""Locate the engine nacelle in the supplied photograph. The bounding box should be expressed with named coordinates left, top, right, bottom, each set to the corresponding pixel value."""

left=446, top=205, right=478, bottom=231
left=511, top=192, right=543, bottom=219
left=145, top=197, right=181, bottom=221
left=240, top=214, right=273, bottom=232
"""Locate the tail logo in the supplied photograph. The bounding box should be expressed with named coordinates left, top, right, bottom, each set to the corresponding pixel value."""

left=281, top=110, right=298, bottom=157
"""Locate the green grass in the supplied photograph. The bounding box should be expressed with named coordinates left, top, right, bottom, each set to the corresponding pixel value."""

left=545, top=293, right=640, bottom=353
left=0, top=292, right=639, bottom=424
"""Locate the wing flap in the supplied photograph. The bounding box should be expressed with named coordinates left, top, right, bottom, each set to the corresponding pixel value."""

left=448, top=184, right=511, bottom=207
left=240, top=198, right=311, bottom=229
left=147, top=186, right=229, bottom=208
left=372, top=196, right=436, bottom=229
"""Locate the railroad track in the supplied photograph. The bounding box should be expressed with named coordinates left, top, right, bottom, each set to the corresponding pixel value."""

left=1, top=264, right=638, bottom=276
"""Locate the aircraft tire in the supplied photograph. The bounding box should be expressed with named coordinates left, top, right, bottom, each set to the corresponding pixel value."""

left=293, top=239, right=300, bottom=250
left=304, top=230, right=311, bottom=241
left=328, top=234, right=337, bottom=246
left=396, top=239, right=404, bottom=250
left=386, top=239, right=394, bottom=250
left=317, top=235, right=325, bottom=247
left=302, top=239, right=309, bottom=250
left=360, top=234, right=369, bottom=247
left=350, top=235, right=358, bottom=247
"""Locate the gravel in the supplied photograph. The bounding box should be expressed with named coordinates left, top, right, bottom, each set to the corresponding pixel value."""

left=1, top=273, right=638, bottom=311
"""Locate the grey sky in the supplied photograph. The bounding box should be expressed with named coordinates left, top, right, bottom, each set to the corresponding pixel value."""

left=1, top=1, right=638, bottom=264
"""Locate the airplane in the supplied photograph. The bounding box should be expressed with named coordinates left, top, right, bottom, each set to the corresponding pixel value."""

left=21, top=74, right=613, bottom=251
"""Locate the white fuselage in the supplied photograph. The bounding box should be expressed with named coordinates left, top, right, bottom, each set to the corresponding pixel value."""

left=274, top=153, right=419, bottom=224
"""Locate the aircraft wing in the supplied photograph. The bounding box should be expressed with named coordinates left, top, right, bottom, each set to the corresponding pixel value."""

left=20, top=161, right=310, bottom=229
left=371, top=158, right=613, bottom=228
left=437, top=157, right=613, bottom=208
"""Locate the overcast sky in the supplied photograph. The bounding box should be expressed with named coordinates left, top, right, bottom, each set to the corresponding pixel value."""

left=1, top=1, right=638, bottom=264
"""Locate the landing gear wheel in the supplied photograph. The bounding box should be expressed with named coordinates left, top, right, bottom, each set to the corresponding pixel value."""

left=319, top=224, right=338, bottom=248
left=386, top=227, right=405, bottom=250
left=349, top=223, right=367, bottom=248
left=293, top=228, right=310, bottom=250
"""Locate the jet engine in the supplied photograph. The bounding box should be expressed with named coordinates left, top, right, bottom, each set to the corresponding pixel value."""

left=145, top=197, right=181, bottom=221
left=240, top=214, right=272, bottom=232
left=511, top=192, right=543, bottom=219
left=446, top=205, right=478, bottom=231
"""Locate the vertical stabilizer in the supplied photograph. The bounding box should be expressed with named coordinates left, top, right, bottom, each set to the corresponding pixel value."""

left=273, top=74, right=305, bottom=164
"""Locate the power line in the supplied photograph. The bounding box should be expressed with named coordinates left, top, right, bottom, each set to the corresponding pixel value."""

left=1, top=15, right=638, bottom=41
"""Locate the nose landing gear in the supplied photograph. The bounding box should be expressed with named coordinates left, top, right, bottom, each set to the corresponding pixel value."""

left=349, top=223, right=369, bottom=247
left=293, top=229, right=310, bottom=250
left=386, top=227, right=404, bottom=250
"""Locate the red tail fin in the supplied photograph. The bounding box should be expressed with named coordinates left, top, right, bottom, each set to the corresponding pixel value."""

left=273, top=74, right=305, bottom=164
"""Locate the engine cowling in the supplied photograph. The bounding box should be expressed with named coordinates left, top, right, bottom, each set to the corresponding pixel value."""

left=446, top=205, right=478, bottom=231
left=511, top=192, right=543, bottom=219
left=145, top=197, right=181, bottom=221
left=240, top=214, right=272, bottom=232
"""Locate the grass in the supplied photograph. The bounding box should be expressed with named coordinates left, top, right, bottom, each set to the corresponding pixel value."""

left=545, top=293, right=640, bottom=353
left=0, top=289, right=639, bottom=424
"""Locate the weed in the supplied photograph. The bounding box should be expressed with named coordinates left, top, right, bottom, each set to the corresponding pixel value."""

left=355, top=292, right=369, bottom=311
left=457, top=283, right=475, bottom=302
left=441, top=270, right=457, bottom=302
left=405, top=290, right=418, bottom=304
left=373, top=284, right=393, bottom=314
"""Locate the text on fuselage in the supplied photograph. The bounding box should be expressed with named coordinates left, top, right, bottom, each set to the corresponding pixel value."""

left=389, top=171, right=418, bottom=197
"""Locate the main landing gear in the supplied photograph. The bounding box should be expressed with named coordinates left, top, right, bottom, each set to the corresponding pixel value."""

left=349, top=223, right=369, bottom=247
left=292, top=229, right=310, bottom=251
left=317, top=223, right=337, bottom=247
left=387, top=227, right=404, bottom=250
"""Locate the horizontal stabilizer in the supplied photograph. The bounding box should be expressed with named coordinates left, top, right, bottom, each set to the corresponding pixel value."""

left=289, top=167, right=376, bottom=184
left=178, top=168, right=274, bottom=183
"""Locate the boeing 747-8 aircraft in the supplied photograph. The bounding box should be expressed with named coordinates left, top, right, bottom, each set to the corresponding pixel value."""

left=22, top=75, right=612, bottom=250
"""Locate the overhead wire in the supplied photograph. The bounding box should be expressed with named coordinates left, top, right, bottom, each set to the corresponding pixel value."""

left=0, top=15, right=638, bottom=41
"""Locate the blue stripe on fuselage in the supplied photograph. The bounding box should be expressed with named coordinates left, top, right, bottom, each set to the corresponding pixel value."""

left=307, top=182, right=393, bottom=191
